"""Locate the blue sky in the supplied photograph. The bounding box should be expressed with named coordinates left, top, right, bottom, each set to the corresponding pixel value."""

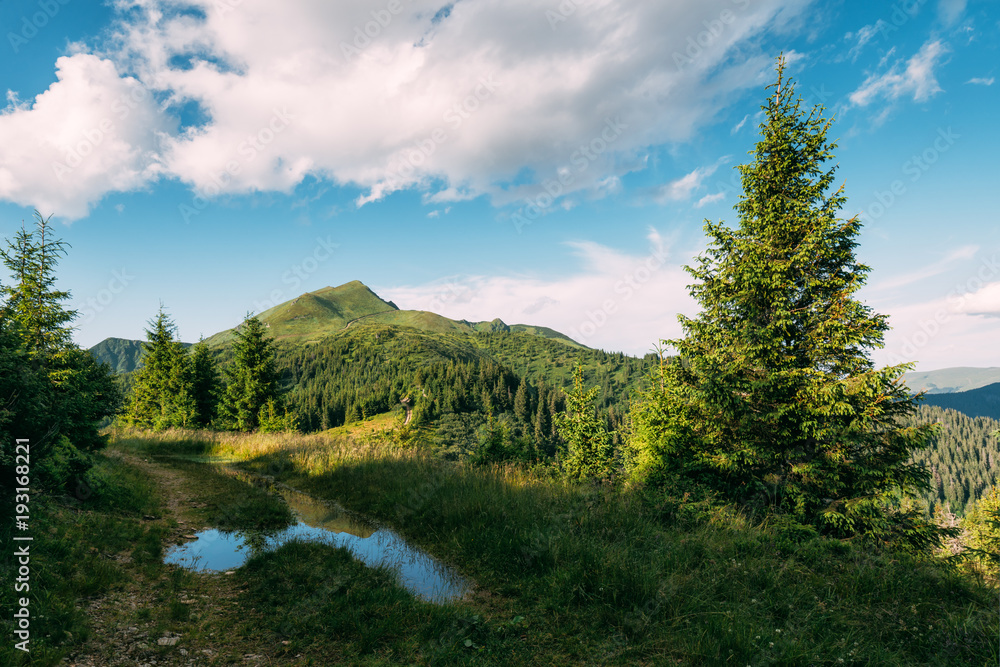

left=0, top=0, right=997, bottom=370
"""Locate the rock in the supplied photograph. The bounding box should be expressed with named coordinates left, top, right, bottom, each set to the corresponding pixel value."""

left=157, top=637, right=178, bottom=646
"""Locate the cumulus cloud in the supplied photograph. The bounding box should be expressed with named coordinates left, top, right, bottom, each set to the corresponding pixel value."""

left=379, top=228, right=697, bottom=355
left=0, top=54, right=173, bottom=219
left=1, top=0, right=812, bottom=218
left=952, top=281, right=1000, bottom=317
left=849, top=39, right=949, bottom=109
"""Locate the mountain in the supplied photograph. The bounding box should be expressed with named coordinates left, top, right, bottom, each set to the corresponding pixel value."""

left=88, top=337, right=192, bottom=374
left=920, top=382, right=1000, bottom=422
left=90, top=281, right=652, bottom=434
left=200, top=281, right=585, bottom=349
left=903, top=367, right=1000, bottom=394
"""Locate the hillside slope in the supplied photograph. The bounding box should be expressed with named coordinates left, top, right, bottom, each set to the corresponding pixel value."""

left=921, top=382, right=1000, bottom=421
left=198, top=280, right=586, bottom=350
left=89, top=337, right=192, bottom=374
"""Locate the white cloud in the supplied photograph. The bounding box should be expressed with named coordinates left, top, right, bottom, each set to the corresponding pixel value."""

left=379, top=228, right=697, bottom=355
left=872, top=293, right=1000, bottom=370
left=696, top=192, right=726, bottom=208
left=938, top=0, right=966, bottom=27
left=967, top=77, right=995, bottom=86
left=656, top=156, right=728, bottom=203
left=849, top=39, right=949, bottom=109
left=0, top=54, right=173, bottom=219
left=952, top=281, right=1000, bottom=317
left=731, top=113, right=749, bottom=134
left=846, top=23, right=880, bottom=61
left=0, top=0, right=812, bottom=218
left=869, top=244, right=979, bottom=292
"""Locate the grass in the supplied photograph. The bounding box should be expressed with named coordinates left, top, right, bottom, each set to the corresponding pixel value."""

left=109, top=422, right=1000, bottom=665
left=0, top=454, right=169, bottom=666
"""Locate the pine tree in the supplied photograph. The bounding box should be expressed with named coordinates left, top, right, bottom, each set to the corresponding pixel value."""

left=556, top=365, right=614, bottom=481
left=219, top=314, right=283, bottom=431
left=628, top=58, right=935, bottom=540
left=514, top=377, right=530, bottom=423
left=121, top=307, right=196, bottom=429
left=0, top=212, right=75, bottom=360
left=190, top=338, right=220, bottom=427
left=0, top=213, right=119, bottom=491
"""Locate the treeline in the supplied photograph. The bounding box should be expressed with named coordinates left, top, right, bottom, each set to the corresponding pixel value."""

left=471, top=330, right=658, bottom=410
left=256, top=325, right=640, bottom=447
left=271, top=328, right=629, bottom=462
left=0, top=213, right=120, bottom=495
left=119, top=310, right=294, bottom=433
left=909, top=404, right=1000, bottom=515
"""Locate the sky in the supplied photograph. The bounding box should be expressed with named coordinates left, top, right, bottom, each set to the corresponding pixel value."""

left=0, top=0, right=997, bottom=371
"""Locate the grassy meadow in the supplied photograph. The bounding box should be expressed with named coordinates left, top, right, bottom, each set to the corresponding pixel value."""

left=81, top=421, right=1000, bottom=665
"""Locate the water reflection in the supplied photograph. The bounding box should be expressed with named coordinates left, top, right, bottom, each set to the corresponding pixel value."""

left=163, top=470, right=468, bottom=603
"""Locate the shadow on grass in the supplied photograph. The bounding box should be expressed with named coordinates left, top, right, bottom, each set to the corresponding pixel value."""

left=235, top=445, right=999, bottom=666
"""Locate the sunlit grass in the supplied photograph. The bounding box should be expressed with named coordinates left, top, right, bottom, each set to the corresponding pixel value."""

left=107, top=421, right=1000, bottom=665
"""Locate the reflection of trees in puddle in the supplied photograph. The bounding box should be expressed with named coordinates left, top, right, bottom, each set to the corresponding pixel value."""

left=164, top=456, right=470, bottom=602
left=277, top=489, right=375, bottom=538
left=236, top=528, right=283, bottom=556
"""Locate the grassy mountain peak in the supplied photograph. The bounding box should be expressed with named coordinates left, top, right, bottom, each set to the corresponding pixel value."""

left=199, top=281, right=584, bottom=349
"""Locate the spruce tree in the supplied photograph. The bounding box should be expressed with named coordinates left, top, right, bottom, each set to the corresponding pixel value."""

left=220, top=314, right=283, bottom=431
left=190, top=338, right=220, bottom=427
left=556, top=365, right=614, bottom=481
left=121, top=307, right=196, bottom=429
left=629, top=58, right=935, bottom=540
left=0, top=212, right=75, bottom=361
left=0, top=212, right=119, bottom=491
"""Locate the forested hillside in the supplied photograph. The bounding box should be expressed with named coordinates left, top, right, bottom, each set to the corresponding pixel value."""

left=910, top=404, right=1000, bottom=515
left=921, top=382, right=1000, bottom=421
left=268, top=324, right=656, bottom=449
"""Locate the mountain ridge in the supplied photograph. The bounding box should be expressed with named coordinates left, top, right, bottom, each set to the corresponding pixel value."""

left=90, top=280, right=585, bottom=373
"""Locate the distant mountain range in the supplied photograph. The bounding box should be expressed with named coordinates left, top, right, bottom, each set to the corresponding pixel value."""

left=90, top=280, right=584, bottom=374
left=899, top=367, right=1000, bottom=422
left=89, top=337, right=192, bottom=374
left=902, top=367, right=1000, bottom=394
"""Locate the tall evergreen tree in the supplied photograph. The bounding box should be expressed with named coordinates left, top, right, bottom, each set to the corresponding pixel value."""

left=629, top=59, right=935, bottom=540
left=220, top=314, right=283, bottom=431
left=0, top=212, right=76, bottom=361
left=556, top=365, right=614, bottom=482
left=121, top=307, right=196, bottom=429
left=190, top=338, right=220, bottom=427
left=1, top=212, right=119, bottom=491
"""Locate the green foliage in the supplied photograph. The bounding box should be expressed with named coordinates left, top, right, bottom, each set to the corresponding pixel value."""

left=555, top=365, right=614, bottom=481
left=0, top=211, right=75, bottom=358
left=219, top=314, right=284, bottom=431
left=0, top=211, right=120, bottom=494
left=190, top=338, right=220, bottom=426
left=907, top=404, right=1000, bottom=515
left=120, top=307, right=197, bottom=430
left=961, top=482, right=1000, bottom=570
left=628, top=60, right=937, bottom=543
